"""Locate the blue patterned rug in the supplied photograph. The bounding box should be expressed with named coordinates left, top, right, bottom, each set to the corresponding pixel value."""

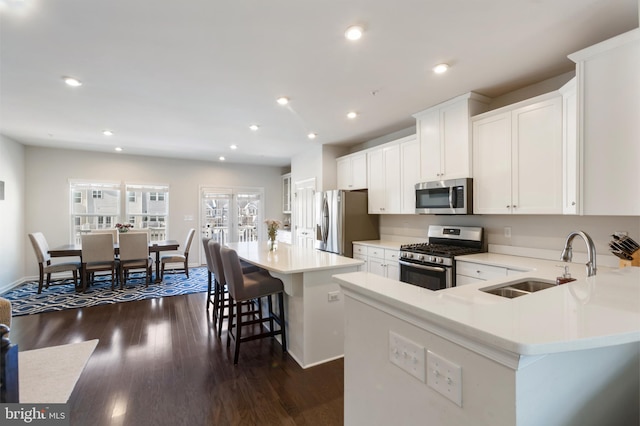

left=1, top=267, right=209, bottom=317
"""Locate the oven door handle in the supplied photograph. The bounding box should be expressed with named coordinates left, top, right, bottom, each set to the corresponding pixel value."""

left=399, top=260, right=446, bottom=273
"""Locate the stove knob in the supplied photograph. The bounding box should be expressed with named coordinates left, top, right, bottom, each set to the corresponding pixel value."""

left=429, top=256, right=435, bottom=262
left=407, top=253, right=413, bottom=259
left=418, top=255, right=424, bottom=261
left=437, top=258, right=444, bottom=264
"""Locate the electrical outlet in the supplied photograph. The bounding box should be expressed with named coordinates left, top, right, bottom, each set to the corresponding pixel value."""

left=327, top=291, right=340, bottom=302
left=427, top=350, right=462, bottom=406
left=504, top=226, right=512, bottom=238
left=389, top=331, right=425, bottom=382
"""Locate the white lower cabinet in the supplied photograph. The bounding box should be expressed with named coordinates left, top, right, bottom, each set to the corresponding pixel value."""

left=353, top=244, right=399, bottom=280
left=456, top=260, right=525, bottom=285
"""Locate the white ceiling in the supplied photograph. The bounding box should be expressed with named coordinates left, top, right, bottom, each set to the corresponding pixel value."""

left=1, top=0, right=638, bottom=167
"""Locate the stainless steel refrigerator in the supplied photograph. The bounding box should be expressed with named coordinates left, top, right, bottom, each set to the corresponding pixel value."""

left=314, top=190, right=379, bottom=258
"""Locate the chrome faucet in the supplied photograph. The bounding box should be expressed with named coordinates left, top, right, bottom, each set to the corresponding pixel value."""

left=560, top=231, right=597, bottom=277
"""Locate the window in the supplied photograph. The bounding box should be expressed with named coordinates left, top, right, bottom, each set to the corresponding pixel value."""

left=126, top=184, right=169, bottom=241
left=70, top=181, right=121, bottom=243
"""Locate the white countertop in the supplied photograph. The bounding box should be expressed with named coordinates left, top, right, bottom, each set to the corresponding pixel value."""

left=352, top=240, right=411, bottom=250
left=226, top=242, right=363, bottom=274
left=333, top=264, right=640, bottom=356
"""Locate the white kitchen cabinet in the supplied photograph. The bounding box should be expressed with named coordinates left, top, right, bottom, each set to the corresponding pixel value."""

left=353, top=244, right=399, bottom=280
left=400, top=136, right=420, bottom=214
left=337, top=152, right=367, bottom=190
left=367, top=135, right=417, bottom=214
left=559, top=77, right=579, bottom=215
left=472, top=92, right=563, bottom=215
left=282, top=173, right=292, bottom=213
left=368, top=144, right=401, bottom=214
left=569, top=28, right=640, bottom=215
left=413, top=92, right=490, bottom=181
left=456, top=260, right=527, bottom=285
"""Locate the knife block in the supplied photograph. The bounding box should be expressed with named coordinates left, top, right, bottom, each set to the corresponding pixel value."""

left=619, top=251, right=640, bottom=268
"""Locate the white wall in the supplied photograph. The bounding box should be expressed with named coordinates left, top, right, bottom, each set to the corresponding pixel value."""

left=21, top=146, right=283, bottom=280
left=0, top=135, right=26, bottom=291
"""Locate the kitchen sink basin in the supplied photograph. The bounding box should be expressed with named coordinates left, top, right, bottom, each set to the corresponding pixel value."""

left=508, top=280, right=557, bottom=292
left=483, top=287, right=529, bottom=299
left=480, top=278, right=557, bottom=299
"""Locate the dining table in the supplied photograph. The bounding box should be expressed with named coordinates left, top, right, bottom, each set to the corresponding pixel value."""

left=48, top=239, right=180, bottom=284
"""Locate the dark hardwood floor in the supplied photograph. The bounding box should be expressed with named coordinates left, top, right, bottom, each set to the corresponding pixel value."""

left=9, top=292, right=344, bottom=426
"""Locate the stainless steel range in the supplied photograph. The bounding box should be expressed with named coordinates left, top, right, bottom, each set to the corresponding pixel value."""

left=399, top=225, right=484, bottom=290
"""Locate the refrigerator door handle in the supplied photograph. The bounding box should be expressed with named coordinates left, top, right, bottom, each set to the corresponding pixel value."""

left=321, top=196, right=329, bottom=244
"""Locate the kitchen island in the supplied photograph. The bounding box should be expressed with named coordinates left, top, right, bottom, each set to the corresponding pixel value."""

left=333, top=264, right=640, bottom=426
left=226, top=241, right=363, bottom=368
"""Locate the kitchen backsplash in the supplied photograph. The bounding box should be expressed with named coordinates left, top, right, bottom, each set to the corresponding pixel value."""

left=380, top=214, right=640, bottom=263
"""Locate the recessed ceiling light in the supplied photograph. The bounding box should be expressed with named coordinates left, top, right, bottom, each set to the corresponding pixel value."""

left=62, top=76, right=82, bottom=87
left=276, top=97, right=289, bottom=106
left=345, top=25, right=364, bottom=41
left=307, top=133, right=317, bottom=140
left=219, top=156, right=226, bottom=161
left=114, top=147, right=123, bottom=152
left=433, top=63, right=449, bottom=74
left=103, top=130, right=114, bottom=136
left=347, top=111, right=358, bottom=119
left=249, top=124, right=259, bottom=131
left=230, top=144, right=238, bottom=150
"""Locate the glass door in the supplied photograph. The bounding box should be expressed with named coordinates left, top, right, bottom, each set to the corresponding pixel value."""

left=200, top=187, right=263, bottom=263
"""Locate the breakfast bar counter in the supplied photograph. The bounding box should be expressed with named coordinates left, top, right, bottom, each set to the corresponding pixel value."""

left=332, top=267, right=640, bottom=425
left=226, top=242, right=363, bottom=368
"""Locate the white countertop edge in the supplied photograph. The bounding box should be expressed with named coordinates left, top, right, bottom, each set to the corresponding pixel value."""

left=333, top=270, right=640, bottom=359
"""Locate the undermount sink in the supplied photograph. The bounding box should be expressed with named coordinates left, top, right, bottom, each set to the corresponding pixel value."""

left=480, top=278, right=557, bottom=299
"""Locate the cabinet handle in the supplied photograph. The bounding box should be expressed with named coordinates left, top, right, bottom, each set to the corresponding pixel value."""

left=571, top=201, right=576, bottom=206
left=506, top=205, right=510, bottom=208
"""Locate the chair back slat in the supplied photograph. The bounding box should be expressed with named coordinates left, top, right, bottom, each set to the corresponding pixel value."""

left=28, top=232, right=50, bottom=263
left=119, top=232, right=149, bottom=262
left=219, top=247, right=244, bottom=300
left=81, top=234, right=115, bottom=263
left=209, top=241, right=225, bottom=285
left=183, top=228, right=196, bottom=255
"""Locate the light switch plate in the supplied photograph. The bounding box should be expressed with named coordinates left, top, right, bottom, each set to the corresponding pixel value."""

left=427, top=350, right=462, bottom=406
left=389, top=331, right=425, bottom=382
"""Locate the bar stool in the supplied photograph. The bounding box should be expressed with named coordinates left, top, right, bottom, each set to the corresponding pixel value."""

left=219, top=247, right=287, bottom=365
left=208, top=241, right=260, bottom=338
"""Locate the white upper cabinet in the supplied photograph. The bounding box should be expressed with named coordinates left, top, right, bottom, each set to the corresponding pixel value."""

left=367, top=135, right=417, bottom=214
left=473, top=92, right=563, bottom=215
left=413, top=92, right=490, bottom=181
left=400, top=136, right=420, bottom=214
left=368, top=144, right=401, bottom=214
left=569, top=28, right=640, bottom=216
left=336, top=152, right=367, bottom=190
left=559, top=77, right=578, bottom=215
left=282, top=173, right=292, bottom=213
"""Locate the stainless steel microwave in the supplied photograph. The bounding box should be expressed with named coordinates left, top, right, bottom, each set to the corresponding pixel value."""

left=415, top=178, right=473, bottom=214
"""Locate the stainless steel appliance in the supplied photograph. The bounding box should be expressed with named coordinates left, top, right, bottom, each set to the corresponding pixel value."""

left=315, top=190, right=379, bottom=258
left=399, top=225, right=484, bottom=290
left=415, top=178, right=473, bottom=215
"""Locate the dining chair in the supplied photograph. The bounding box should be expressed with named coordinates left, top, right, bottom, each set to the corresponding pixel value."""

left=91, top=228, right=119, bottom=244
left=160, top=228, right=196, bottom=279
left=81, top=233, right=117, bottom=291
left=220, top=247, right=287, bottom=365
left=118, top=232, right=153, bottom=288
left=28, top=232, right=81, bottom=294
